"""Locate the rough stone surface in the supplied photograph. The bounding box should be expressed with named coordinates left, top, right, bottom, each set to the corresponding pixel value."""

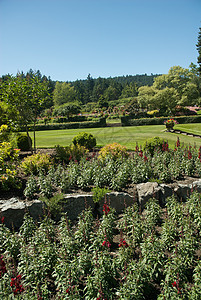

left=1, top=179, right=201, bottom=228
left=136, top=182, right=160, bottom=208
left=158, top=184, right=173, bottom=206
left=190, top=179, right=201, bottom=192
left=62, top=194, right=95, bottom=220
left=0, top=197, right=26, bottom=229
left=174, top=184, right=191, bottom=201
left=26, top=200, right=46, bottom=221
left=101, top=192, right=136, bottom=214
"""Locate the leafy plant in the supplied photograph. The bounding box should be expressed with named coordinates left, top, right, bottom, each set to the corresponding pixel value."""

left=54, top=144, right=88, bottom=163
left=98, top=142, right=129, bottom=161
left=143, top=136, right=167, bottom=156
left=92, top=186, right=110, bottom=203
left=72, top=132, right=96, bottom=150
left=39, top=193, right=64, bottom=218
left=20, top=152, right=52, bottom=175
left=16, top=133, right=32, bottom=151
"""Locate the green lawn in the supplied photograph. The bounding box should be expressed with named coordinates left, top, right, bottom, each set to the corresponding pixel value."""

left=29, top=123, right=201, bottom=150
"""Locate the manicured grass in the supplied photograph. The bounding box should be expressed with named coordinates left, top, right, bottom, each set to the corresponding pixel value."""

left=29, top=124, right=201, bottom=150
left=175, top=123, right=201, bottom=135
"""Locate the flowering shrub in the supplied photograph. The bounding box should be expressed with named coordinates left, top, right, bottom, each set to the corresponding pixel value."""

left=98, top=142, right=128, bottom=160
left=20, top=152, right=53, bottom=175
left=54, top=144, right=88, bottom=164
left=0, top=124, right=10, bottom=143
left=0, top=142, right=20, bottom=161
left=0, top=142, right=21, bottom=191
left=143, top=136, right=167, bottom=156
left=164, top=118, right=178, bottom=130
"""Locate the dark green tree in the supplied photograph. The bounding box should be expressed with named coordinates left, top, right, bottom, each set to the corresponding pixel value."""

left=197, top=27, right=201, bottom=77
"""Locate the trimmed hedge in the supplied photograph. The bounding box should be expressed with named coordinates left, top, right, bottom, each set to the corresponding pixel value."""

left=121, top=115, right=201, bottom=126
left=51, top=115, right=87, bottom=123
left=20, top=118, right=106, bottom=132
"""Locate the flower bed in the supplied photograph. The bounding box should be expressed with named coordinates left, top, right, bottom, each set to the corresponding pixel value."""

left=0, top=192, right=201, bottom=299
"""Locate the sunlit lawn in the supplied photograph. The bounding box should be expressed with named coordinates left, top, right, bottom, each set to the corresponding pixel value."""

left=29, top=123, right=201, bottom=150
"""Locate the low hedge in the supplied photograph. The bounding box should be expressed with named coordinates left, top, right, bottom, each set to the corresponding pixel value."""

left=121, top=115, right=201, bottom=126
left=51, top=115, right=87, bottom=123
left=20, top=118, right=106, bottom=132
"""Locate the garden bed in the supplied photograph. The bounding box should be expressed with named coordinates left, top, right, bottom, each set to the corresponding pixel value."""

left=0, top=192, right=201, bottom=299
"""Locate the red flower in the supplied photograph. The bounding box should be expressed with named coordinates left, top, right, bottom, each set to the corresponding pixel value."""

left=172, top=281, right=177, bottom=287
left=1, top=216, right=4, bottom=224
left=119, top=240, right=129, bottom=248
left=144, top=155, right=148, bottom=162
left=198, top=146, right=201, bottom=160
left=0, top=255, right=7, bottom=277
left=103, top=204, right=110, bottom=216
left=139, top=150, right=143, bottom=157
left=176, top=137, right=180, bottom=148
left=188, top=151, right=192, bottom=160
left=10, top=274, right=24, bottom=295
left=66, top=288, right=70, bottom=294
left=102, top=240, right=111, bottom=248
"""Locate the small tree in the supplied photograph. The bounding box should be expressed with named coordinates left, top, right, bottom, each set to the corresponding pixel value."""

left=1, top=71, right=49, bottom=152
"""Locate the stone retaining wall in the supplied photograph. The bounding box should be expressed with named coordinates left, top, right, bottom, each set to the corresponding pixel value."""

left=1, top=179, right=201, bottom=229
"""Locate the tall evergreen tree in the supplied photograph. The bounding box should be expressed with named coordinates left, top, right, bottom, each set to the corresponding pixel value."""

left=197, top=27, right=201, bottom=76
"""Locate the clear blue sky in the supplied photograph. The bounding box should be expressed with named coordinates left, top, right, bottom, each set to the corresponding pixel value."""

left=0, top=0, right=200, bottom=81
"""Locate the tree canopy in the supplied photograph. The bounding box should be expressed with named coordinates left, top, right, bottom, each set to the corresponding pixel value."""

left=1, top=71, right=50, bottom=150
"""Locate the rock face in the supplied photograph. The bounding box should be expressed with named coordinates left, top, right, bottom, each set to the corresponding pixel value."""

left=0, top=198, right=46, bottom=229
left=1, top=179, right=201, bottom=229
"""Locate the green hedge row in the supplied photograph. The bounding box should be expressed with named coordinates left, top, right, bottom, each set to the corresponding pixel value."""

left=49, top=115, right=87, bottom=123
left=121, top=115, right=201, bottom=126
left=20, top=118, right=106, bottom=132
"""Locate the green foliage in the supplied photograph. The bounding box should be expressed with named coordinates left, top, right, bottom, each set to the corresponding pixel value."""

left=72, top=132, right=96, bottom=150
left=20, top=117, right=107, bottom=131
left=0, top=191, right=201, bottom=299
left=121, top=114, right=201, bottom=127
left=1, top=71, right=50, bottom=150
left=16, top=133, right=32, bottom=151
left=0, top=124, right=10, bottom=143
left=53, top=102, right=81, bottom=118
left=40, top=193, right=64, bottom=218
left=92, top=186, right=110, bottom=203
left=54, top=144, right=88, bottom=163
left=143, top=136, right=166, bottom=156
left=98, top=142, right=128, bottom=160
left=0, top=142, right=21, bottom=191
left=53, top=81, right=76, bottom=106
left=0, top=142, right=19, bottom=161
left=20, top=152, right=52, bottom=175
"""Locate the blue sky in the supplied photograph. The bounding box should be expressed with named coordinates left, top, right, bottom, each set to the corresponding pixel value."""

left=0, top=0, right=200, bottom=81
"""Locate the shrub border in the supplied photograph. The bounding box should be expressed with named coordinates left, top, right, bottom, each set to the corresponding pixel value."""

left=121, top=115, right=201, bottom=126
